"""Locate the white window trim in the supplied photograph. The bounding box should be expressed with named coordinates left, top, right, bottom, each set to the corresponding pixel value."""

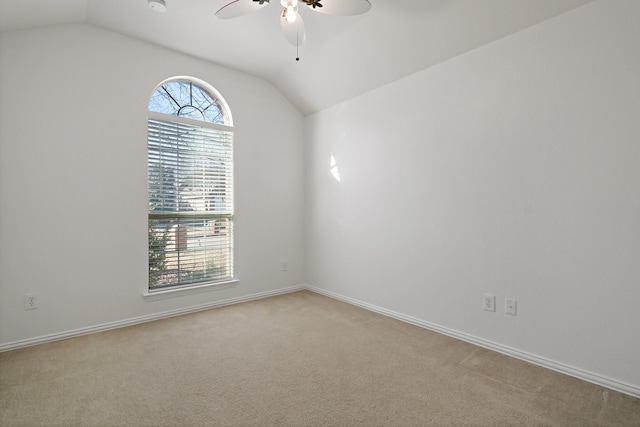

left=143, top=279, right=239, bottom=301
left=147, top=111, right=233, bottom=132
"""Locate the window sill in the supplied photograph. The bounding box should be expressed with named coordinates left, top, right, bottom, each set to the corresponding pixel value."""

left=142, top=279, right=239, bottom=301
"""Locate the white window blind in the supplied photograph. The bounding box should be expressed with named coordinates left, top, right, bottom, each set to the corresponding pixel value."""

left=148, top=116, right=234, bottom=289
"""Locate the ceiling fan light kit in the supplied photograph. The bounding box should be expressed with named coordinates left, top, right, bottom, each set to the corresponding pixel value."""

left=215, top=0, right=371, bottom=60
left=281, top=0, right=299, bottom=23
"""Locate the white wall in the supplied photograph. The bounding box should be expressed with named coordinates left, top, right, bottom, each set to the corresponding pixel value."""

left=0, top=24, right=305, bottom=345
left=2, top=0, right=638, bottom=397
left=305, top=0, right=640, bottom=391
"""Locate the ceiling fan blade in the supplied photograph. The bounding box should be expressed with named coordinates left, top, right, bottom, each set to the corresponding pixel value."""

left=215, top=0, right=268, bottom=19
left=302, top=0, right=371, bottom=16
left=280, top=10, right=306, bottom=46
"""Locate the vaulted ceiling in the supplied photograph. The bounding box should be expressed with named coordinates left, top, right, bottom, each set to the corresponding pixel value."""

left=0, top=0, right=593, bottom=115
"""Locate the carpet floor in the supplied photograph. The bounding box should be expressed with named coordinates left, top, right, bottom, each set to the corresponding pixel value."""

left=1, top=290, right=639, bottom=426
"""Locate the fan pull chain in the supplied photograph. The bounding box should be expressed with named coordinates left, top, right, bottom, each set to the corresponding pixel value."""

left=296, top=25, right=300, bottom=61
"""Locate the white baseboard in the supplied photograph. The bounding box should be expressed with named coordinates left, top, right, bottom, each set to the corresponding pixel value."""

left=304, top=285, right=640, bottom=399
left=3, top=283, right=638, bottom=399
left=0, top=284, right=305, bottom=353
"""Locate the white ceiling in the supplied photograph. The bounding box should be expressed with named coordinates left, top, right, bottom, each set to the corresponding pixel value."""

left=0, top=0, right=593, bottom=115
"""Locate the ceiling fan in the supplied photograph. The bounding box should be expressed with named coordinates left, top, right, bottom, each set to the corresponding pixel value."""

left=215, top=0, right=371, bottom=58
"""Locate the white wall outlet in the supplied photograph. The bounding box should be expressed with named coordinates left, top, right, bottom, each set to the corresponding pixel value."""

left=24, top=293, right=39, bottom=310
left=281, top=261, right=288, bottom=272
left=483, top=294, right=495, bottom=312
left=505, top=298, right=517, bottom=315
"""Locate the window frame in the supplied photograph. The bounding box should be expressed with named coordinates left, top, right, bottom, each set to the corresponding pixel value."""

left=146, top=78, right=236, bottom=295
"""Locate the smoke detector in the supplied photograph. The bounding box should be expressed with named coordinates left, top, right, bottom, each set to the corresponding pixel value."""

left=148, top=0, right=167, bottom=13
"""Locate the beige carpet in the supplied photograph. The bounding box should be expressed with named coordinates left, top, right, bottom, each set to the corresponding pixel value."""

left=1, top=290, right=639, bottom=426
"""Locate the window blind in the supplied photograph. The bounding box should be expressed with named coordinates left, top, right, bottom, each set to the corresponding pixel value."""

left=148, top=117, right=233, bottom=289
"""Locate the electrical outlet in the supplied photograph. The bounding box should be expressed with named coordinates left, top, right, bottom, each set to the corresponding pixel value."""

left=505, top=298, right=517, bottom=316
left=281, top=262, right=288, bottom=272
left=483, top=294, right=495, bottom=312
left=24, top=293, right=39, bottom=310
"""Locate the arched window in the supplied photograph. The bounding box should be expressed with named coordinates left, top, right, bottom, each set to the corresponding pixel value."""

left=147, top=78, right=234, bottom=290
